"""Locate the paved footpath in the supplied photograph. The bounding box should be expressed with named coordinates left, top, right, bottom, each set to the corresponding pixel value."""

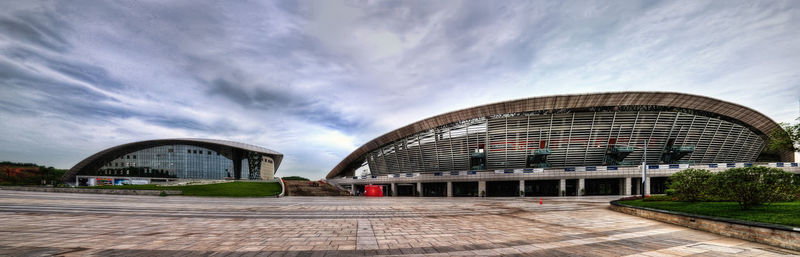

left=0, top=190, right=798, bottom=256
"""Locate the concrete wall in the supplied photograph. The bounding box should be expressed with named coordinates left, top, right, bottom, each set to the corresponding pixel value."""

left=610, top=201, right=800, bottom=251
left=261, top=156, right=275, bottom=180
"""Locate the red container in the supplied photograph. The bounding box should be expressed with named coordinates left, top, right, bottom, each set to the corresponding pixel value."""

left=364, top=185, right=383, bottom=197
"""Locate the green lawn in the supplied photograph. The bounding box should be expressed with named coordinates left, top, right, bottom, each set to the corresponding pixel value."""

left=86, top=181, right=282, bottom=197
left=619, top=200, right=800, bottom=227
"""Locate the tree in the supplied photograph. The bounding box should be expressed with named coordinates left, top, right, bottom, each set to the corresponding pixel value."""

left=708, top=166, right=799, bottom=210
left=668, top=168, right=713, bottom=202
left=765, top=118, right=800, bottom=153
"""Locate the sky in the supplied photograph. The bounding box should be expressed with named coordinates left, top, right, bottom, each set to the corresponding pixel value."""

left=0, top=1, right=799, bottom=179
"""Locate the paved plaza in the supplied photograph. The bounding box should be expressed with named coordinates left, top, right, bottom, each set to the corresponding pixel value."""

left=0, top=190, right=798, bottom=256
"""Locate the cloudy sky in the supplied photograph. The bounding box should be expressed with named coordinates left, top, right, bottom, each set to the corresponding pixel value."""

left=1, top=1, right=798, bottom=179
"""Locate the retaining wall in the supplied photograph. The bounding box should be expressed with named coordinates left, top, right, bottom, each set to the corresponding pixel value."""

left=0, top=186, right=182, bottom=196
left=610, top=201, right=800, bottom=251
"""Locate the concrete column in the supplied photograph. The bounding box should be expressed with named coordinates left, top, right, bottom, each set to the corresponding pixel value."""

left=624, top=177, right=631, bottom=195
left=349, top=184, right=355, bottom=196
left=391, top=183, right=397, bottom=197
left=644, top=177, right=651, bottom=196
left=416, top=182, right=423, bottom=197
left=578, top=178, right=585, bottom=196
left=519, top=180, right=525, bottom=197
left=478, top=181, right=486, bottom=197
left=446, top=181, right=453, bottom=197
left=559, top=179, right=566, bottom=196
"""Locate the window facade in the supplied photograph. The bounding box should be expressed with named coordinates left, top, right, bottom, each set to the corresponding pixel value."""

left=93, top=144, right=247, bottom=179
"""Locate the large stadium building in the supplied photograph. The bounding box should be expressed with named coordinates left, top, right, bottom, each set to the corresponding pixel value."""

left=326, top=92, right=798, bottom=197
left=65, top=139, right=283, bottom=186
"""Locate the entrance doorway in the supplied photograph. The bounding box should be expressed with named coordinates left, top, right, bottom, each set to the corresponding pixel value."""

left=453, top=182, right=478, bottom=197
left=524, top=180, right=559, bottom=196
left=486, top=181, right=519, bottom=197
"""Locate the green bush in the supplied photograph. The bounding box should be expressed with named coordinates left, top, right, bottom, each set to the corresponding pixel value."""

left=643, top=195, right=676, bottom=201
left=665, top=189, right=676, bottom=196
left=708, top=166, right=799, bottom=210
left=159, top=191, right=168, bottom=197
left=668, top=168, right=712, bottom=202
left=281, top=176, right=310, bottom=181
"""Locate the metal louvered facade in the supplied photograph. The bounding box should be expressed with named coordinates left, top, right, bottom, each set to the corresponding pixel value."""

left=364, top=109, right=764, bottom=175
left=328, top=92, right=792, bottom=179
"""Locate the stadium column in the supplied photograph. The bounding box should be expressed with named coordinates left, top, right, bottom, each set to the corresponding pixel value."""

left=478, top=181, right=486, bottom=196
left=350, top=185, right=355, bottom=196
left=578, top=178, right=585, bottom=196
left=232, top=150, right=242, bottom=180
left=391, top=183, right=397, bottom=197
left=559, top=179, right=566, bottom=196
left=624, top=177, right=631, bottom=195
left=446, top=181, right=452, bottom=197
left=416, top=182, right=422, bottom=197
left=519, top=180, right=525, bottom=197
left=645, top=177, right=651, bottom=195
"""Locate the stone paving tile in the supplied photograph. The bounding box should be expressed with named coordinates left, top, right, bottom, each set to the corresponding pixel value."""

left=0, top=190, right=798, bottom=256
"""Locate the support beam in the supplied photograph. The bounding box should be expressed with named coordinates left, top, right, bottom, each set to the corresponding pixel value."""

left=391, top=183, right=397, bottom=197
left=559, top=179, right=566, bottom=196
left=578, top=178, right=585, bottom=196
left=416, top=182, right=422, bottom=197
left=350, top=184, right=355, bottom=196
left=645, top=177, right=651, bottom=196
left=478, top=181, right=486, bottom=197
left=446, top=181, right=453, bottom=197
left=519, top=180, right=525, bottom=197
left=624, top=177, right=631, bottom=195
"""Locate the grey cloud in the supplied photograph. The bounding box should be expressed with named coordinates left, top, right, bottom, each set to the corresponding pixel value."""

left=0, top=11, right=72, bottom=52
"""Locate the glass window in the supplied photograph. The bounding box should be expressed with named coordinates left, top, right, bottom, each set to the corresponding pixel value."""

left=193, top=150, right=197, bottom=154
left=126, top=155, right=130, bottom=159
left=208, top=151, right=211, bottom=155
left=187, top=150, right=191, bottom=153
left=133, top=155, right=136, bottom=159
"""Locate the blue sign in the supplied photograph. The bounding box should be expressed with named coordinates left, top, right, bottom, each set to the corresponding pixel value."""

left=585, top=166, right=597, bottom=171
left=607, top=166, right=618, bottom=171
left=744, top=163, right=753, bottom=167
left=777, top=163, right=784, bottom=167
left=405, top=173, right=414, bottom=177
left=564, top=167, right=576, bottom=172
left=708, top=164, right=718, bottom=168
left=726, top=163, right=735, bottom=168
left=467, top=171, right=477, bottom=175
left=523, top=168, right=534, bottom=173
left=434, top=172, right=442, bottom=176
left=648, top=165, right=659, bottom=170
left=504, top=169, right=514, bottom=173
left=669, top=164, right=680, bottom=169
left=393, top=174, right=400, bottom=178
left=450, top=171, right=460, bottom=175
left=792, top=163, right=798, bottom=167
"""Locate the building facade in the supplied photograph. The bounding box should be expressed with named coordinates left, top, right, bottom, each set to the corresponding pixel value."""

left=326, top=92, right=797, bottom=197
left=65, top=139, right=282, bottom=186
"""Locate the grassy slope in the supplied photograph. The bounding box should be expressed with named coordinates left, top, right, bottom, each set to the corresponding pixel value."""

left=619, top=200, right=800, bottom=227
left=88, top=181, right=282, bottom=197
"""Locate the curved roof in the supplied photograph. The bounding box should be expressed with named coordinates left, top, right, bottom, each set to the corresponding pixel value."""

left=327, top=91, right=784, bottom=179
left=65, top=138, right=283, bottom=183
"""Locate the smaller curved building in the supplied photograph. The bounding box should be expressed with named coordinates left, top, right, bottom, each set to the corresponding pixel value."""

left=65, top=139, right=282, bottom=186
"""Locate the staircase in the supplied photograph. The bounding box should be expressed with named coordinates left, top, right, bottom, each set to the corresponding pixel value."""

left=283, top=180, right=350, bottom=196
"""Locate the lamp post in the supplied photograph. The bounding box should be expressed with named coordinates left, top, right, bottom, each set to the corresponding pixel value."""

left=641, top=139, right=648, bottom=199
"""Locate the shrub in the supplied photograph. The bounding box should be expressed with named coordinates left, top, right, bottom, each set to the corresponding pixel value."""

left=159, top=191, right=168, bottom=197
left=643, top=195, right=676, bottom=201
left=480, top=190, right=486, bottom=197
left=708, top=166, right=799, bottom=210
left=668, top=168, right=713, bottom=202
left=665, top=189, right=676, bottom=196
